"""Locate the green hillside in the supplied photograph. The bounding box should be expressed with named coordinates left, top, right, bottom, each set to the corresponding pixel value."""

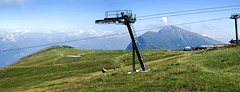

left=0, top=45, right=239, bottom=91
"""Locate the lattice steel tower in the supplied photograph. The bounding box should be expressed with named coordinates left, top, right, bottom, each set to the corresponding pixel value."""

left=95, top=10, right=146, bottom=71
left=230, top=14, right=240, bottom=45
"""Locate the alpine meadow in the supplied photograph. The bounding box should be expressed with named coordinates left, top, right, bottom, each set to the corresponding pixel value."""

left=0, top=44, right=239, bottom=91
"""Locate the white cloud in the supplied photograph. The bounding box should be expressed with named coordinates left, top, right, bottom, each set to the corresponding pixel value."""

left=15, top=29, right=31, bottom=34
left=15, top=29, right=22, bottom=32
left=72, top=30, right=84, bottom=35
left=162, top=17, right=167, bottom=24
left=6, top=34, right=16, bottom=42
left=69, top=30, right=118, bottom=38
left=24, top=29, right=31, bottom=32
left=46, top=31, right=52, bottom=34
left=158, top=17, right=168, bottom=26
left=0, top=0, right=31, bottom=6
left=202, top=34, right=211, bottom=38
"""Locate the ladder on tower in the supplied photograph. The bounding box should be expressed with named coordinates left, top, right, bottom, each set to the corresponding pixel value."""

left=131, top=24, right=147, bottom=68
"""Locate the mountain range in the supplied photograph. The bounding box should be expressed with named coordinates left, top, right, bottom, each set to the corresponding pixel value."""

left=127, top=26, right=223, bottom=49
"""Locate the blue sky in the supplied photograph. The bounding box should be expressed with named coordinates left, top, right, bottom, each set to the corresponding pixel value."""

left=0, top=0, right=239, bottom=43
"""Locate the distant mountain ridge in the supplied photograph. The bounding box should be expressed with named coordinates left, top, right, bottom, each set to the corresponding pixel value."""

left=126, top=26, right=223, bottom=49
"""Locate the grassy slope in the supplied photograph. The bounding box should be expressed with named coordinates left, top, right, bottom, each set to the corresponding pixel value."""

left=0, top=45, right=239, bottom=91
left=82, top=45, right=240, bottom=92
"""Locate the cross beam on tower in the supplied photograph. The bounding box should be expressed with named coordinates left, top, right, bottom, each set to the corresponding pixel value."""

left=95, top=10, right=146, bottom=71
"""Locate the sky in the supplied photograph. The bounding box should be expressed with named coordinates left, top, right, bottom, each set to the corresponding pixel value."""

left=0, top=0, right=240, bottom=43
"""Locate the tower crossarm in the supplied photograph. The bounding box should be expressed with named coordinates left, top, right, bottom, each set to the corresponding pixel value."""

left=95, top=10, right=136, bottom=25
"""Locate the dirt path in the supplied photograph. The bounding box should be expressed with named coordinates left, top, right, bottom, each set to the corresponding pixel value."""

left=77, top=51, right=95, bottom=56
left=81, top=54, right=186, bottom=79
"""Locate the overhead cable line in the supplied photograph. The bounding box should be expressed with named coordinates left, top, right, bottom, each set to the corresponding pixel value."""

left=0, top=17, right=228, bottom=53
left=138, top=8, right=239, bottom=20
left=137, top=17, right=228, bottom=32
left=0, top=32, right=127, bottom=52
left=138, top=4, right=240, bottom=18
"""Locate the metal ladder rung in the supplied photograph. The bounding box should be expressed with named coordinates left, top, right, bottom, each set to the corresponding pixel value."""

left=131, top=24, right=147, bottom=68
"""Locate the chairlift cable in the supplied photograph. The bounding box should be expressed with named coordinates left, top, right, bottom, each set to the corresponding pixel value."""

left=0, top=17, right=228, bottom=53
left=138, top=4, right=240, bottom=18
left=138, top=8, right=239, bottom=21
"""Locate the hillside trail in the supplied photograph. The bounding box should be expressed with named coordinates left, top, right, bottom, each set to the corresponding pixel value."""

left=77, top=51, right=95, bottom=56
left=26, top=52, right=196, bottom=91
left=74, top=53, right=187, bottom=80
left=82, top=51, right=199, bottom=79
